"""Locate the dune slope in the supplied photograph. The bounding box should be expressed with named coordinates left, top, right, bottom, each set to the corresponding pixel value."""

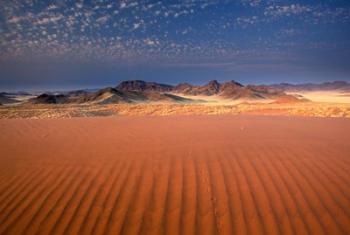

left=0, top=116, right=349, bottom=235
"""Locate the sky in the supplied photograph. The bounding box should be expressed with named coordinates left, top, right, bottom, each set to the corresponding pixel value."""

left=0, top=0, right=350, bottom=90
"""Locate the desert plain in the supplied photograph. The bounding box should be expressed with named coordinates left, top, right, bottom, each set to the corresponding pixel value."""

left=0, top=114, right=350, bottom=235
left=1, top=81, right=350, bottom=235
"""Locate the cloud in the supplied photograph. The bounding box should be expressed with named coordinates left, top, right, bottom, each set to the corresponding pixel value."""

left=241, top=0, right=261, bottom=7
left=310, top=7, right=350, bottom=24
left=76, top=3, right=83, bottom=9
left=236, top=16, right=260, bottom=27
left=264, top=4, right=311, bottom=17
left=0, top=0, right=349, bottom=66
left=47, top=4, right=59, bottom=11
left=132, top=22, right=142, bottom=30
left=144, top=38, right=158, bottom=46
left=120, top=1, right=138, bottom=10
left=34, top=14, right=64, bottom=25
left=96, top=16, right=109, bottom=25
left=7, top=16, right=25, bottom=24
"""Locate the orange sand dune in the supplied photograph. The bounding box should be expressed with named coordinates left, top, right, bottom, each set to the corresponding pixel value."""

left=0, top=115, right=350, bottom=235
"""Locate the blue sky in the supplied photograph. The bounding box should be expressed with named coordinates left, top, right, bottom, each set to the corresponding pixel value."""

left=0, top=0, right=350, bottom=90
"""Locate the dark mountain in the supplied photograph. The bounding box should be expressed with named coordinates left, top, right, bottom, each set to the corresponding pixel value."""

left=29, top=94, right=69, bottom=104
left=173, top=80, right=221, bottom=96
left=141, top=91, right=193, bottom=103
left=72, top=87, right=134, bottom=104
left=115, top=79, right=300, bottom=101
left=29, top=86, right=194, bottom=105
left=15, top=91, right=32, bottom=96
left=117, top=80, right=173, bottom=92
left=30, top=88, right=134, bottom=104
left=204, top=80, right=221, bottom=95
left=246, top=85, right=286, bottom=98
left=71, top=88, right=192, bottom=104
left=1, top=91, right=32, bottom=96
left=66, top=90, right=90, bottom=97
left=172, top=79, right=296, bottom=100
left=219, top=80, right=246, bottom=98
left=173, top=83, right=193, bottom=93
left=270, top=81, right=350, bottom=92
left=0, top=94, right=20, bottom=104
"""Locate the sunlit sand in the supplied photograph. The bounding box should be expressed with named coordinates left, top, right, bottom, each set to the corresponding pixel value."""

left=0, top=115, right=349, bottom=234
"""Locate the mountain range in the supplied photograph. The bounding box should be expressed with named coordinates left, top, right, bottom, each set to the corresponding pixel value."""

left=28, top=80, right=300, bottom=104
left=1, top=80, right=349, bottom=105
left=29, top=86, right=194, bottom=105
left=0, top=93, right=21, bottom=105
left=270, top=81, right=350, bottom=92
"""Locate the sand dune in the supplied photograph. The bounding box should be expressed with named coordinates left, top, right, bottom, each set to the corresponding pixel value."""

left=0, top=116, right=350, bottom=235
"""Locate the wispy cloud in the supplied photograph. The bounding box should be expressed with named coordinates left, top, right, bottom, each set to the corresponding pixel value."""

left=264, top=4, right=311, bottom=17
left=0, top=0, right=349, bottom=66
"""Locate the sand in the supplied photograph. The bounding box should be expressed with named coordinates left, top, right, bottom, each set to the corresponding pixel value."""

left=288, top=91, right=350, bottom=104
left=1, top=102, right=350, bottom=119
left=0, top=115, right=350, bottom=235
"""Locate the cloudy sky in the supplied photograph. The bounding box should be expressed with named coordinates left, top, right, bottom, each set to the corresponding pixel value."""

left=0, top=0, right=350, bottom=90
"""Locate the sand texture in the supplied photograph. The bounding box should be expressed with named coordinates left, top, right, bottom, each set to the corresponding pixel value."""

left=1, top=102, right=350, bottom=119
left=0, top=115, right=350, bottom=235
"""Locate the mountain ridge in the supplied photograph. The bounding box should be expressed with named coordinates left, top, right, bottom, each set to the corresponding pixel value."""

left=270, top=81, right=350, bottom=92
left=11, top=79, right=350, bottom=105
left=28, top=79, right=302, bottom=104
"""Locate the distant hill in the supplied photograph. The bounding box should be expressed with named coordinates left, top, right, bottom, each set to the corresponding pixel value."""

left=29, top=86, right=194, bottom=105
left=71, top=87, right=133, bottom=104
left=29, top=94, right=69, bottom=104
left=117, top=80, right=173, bottom=92
left=172, top=80, right=296, bottom=100
left=270, top=81, right=350, bottom=92
left=173, top=80, right=221, bottom=96
left=0, top=93, right=20, bottom=104
left=1, top=91, right=32, bottom=96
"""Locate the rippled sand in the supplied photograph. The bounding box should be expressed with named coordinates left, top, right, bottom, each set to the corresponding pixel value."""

left=0, top=115, right=349, bottom=234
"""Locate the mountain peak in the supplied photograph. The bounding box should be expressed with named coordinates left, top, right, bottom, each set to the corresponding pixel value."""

left=228, top=80, right=244, bottom=87
left=208, top=80, right=220, bottom=85
left=205, top=80, right=221, bottom=93
left=219, top=80, right=244, bottom=88
left=116, top=80, right=147, bottom=91
left=116, top=80, right=173, bottom=92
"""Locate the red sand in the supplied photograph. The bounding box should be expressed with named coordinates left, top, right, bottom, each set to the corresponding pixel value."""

left=0, top=115, right=350, bottom=235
